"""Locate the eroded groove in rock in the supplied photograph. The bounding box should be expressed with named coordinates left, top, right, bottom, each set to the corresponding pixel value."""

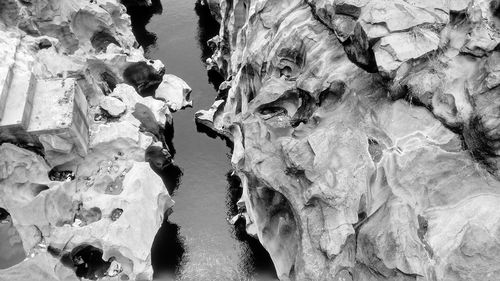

left=197, top=0, right=500, bottom=280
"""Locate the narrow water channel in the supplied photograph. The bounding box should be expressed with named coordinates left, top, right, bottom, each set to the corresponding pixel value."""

left=133, top=1, right=278, bottom=280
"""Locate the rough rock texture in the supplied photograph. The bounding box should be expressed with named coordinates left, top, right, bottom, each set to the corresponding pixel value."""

left=199, top=0, right=500, bottom=280
left=0, top=0, right=191, bottom=280
left=155, top=74, right=193, bottom=112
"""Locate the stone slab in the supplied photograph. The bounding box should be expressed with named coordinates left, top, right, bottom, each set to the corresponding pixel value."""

left=0, top=70, right=36, bottom=129
left=0, top=31, right=21, bottom=122
left=27, top=78, right=89, bottom=155
left=0, top=65, right=13, bottom=122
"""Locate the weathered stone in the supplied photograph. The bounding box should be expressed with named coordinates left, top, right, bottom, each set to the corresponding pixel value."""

left=0, top=0, right=189, bottom=279
left=202, top=0, right=500, bottom=280
left=27, top=78, right=89, bottom=156
left=0, top=31, right=20, bottom=121
left=0, top=71, right=36, bottom=130
left=155, top=74, right=193, bottom=111
left=100, top=96, right=126, bottom=117
left=373, top=29, right=440, bottom=76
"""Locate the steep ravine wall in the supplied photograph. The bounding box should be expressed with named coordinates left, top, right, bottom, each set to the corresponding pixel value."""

left=0, top=0, right=191, bottom=280
left=197, top=0, right=500, bottom=280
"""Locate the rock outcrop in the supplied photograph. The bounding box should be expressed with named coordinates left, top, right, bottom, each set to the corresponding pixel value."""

left=198, top=0, right=500, bottom=280
left=0, top=0, right=191, bottom=280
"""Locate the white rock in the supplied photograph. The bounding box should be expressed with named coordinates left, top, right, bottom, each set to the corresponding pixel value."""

left=100, top=95, right=126, bottom=117
left=155, top=74, right=193, bottom=111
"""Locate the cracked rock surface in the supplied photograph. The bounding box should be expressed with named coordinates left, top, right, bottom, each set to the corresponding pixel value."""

left=198, top=0, right=500, bottom=280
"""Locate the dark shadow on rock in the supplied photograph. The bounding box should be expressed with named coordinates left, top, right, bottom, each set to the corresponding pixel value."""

left=195, top=1, right=224, bottom=90
left=225, top=172, right=278, bottom=279
left=123, top=0, right=163, bottom=53
left=207, top=69, right=225, bottom=91
left=195, top=121, right=233, bottom=149
left=151, top=213, right=186, bottom=279
left=152, top=163, right=184, bottom=196
left=161, top=115, right=176, bottom=157
left=123, top=61, right=163, bottom=97
left=0, top=207, right=9, bottom=221
left=195, top=1, right=220, bottom=61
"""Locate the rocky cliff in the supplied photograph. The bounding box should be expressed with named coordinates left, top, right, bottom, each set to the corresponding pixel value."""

left=198, top=0, right=500, bottom=280
left=0, top=0, right=191, bottom=280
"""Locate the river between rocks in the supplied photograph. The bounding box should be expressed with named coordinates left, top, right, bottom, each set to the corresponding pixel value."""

left=135, top=1, right=278, bottom=280
left=0, top=1, right=277, bottom=279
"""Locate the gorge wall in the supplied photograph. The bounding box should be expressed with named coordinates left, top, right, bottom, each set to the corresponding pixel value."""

left=0, top=0, right=191, bottom=280
left=198, top=0, right=500, bottom=280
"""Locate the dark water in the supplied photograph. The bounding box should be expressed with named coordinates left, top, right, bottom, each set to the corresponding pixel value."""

left=136, top=1, right=278, bottom=280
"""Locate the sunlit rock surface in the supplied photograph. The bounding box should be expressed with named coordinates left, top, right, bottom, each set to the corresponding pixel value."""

left=199, top=0, right=500, bottom=280
left=0, top=0, right=190, bottom=280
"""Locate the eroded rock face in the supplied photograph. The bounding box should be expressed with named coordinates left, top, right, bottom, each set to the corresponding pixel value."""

left=199, top=0, right=500, bottom=280
left=0, top=0, right=190, bottom=280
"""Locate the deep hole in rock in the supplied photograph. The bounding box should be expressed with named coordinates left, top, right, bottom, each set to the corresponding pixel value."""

left=69, top=244, right=116, bottom=280
left=90, top=30, right=120, bottom=53
left=49, top=243, right=123, bottom=279
left=0, top=208, right=8, bottom=221
left=37, top=38, right=52, bottom=50
left=280, top=66, right=292, bottom=78
left=0, top=208, right=26, bottom=270
left=291, top=91, right=315, bottom=127
left=48, top=168, right=75, bottom=181
left=110, top=208, right=123, bottom=221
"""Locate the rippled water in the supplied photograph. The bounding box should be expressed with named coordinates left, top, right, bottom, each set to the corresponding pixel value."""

left=140, top=1, right=278, bottom=280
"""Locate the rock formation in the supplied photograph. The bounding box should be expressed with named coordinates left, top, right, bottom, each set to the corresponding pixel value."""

left=0, top=0, right=191, bottom=280
left=198, top=0, right=500, bottom=280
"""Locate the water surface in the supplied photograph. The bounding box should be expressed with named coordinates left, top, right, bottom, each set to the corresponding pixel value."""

left=140, top=1, right=278, bottom=280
